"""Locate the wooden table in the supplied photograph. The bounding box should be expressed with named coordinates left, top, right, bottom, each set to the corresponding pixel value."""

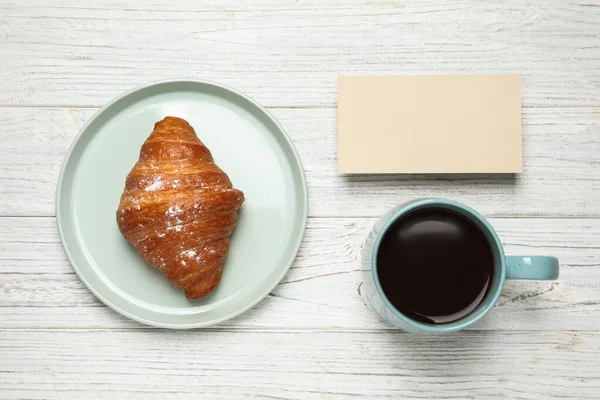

left=1, top=1, right=599, bottom=398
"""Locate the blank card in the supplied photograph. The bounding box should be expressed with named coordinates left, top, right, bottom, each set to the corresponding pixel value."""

left=337, top=74, right=522, bottom=173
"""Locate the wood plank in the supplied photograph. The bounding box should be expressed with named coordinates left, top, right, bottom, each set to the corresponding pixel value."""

left=0, top=329, right=597, bottom=399
left=0, top=216, right=598, bottom=330
left=1, top=107, right=599, bottom=217
left=0, top=1, right=599, bottom=108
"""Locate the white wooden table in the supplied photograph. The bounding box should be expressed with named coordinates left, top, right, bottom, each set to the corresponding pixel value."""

left=1, top=1, right=599, bottom=398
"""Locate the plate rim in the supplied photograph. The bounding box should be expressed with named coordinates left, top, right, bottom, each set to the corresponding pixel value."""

left=56, top=78, right=309, bottom=329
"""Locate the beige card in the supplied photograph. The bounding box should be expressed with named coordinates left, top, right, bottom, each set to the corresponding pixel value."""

left=338, top=74, right=522, bottom=173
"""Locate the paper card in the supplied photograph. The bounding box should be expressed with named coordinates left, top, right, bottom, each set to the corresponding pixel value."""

left=337, top=74, right=522, bottom=173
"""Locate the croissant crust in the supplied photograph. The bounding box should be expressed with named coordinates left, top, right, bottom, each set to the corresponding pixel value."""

left=116, top=116, right=244, bottom=299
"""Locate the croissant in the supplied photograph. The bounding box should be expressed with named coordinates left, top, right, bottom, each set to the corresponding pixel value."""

left=116, top=116, right=244, bottom=299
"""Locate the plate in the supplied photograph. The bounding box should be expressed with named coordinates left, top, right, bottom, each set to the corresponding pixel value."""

left=56, top=79, right=308, bottom=328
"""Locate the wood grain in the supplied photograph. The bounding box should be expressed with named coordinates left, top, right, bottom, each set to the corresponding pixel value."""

left=1, top=107, right=599, bottom=217
left=0, top=329, right=598, bottom=399
left=0, top=1, right=599, bottom=108
left=1, top=1, right=599, bottom=398
left=1, top=216, right=598, bottom=330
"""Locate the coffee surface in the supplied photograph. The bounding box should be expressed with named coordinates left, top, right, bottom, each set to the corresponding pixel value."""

left=377, top=208, right=494, bottom=324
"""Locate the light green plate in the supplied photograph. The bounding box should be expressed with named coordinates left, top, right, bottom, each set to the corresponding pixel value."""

left=56, top=79, right=308, bottom=328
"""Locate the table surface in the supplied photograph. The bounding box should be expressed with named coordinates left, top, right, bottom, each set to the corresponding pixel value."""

left=1, top=1, right=599, bottom=398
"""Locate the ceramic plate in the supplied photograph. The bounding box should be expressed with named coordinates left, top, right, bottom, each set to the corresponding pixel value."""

left=57, top=79, right=308, bottom=328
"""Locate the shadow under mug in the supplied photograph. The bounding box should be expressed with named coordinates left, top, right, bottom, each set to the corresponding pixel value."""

left=361, top=198, right=559, bottom=334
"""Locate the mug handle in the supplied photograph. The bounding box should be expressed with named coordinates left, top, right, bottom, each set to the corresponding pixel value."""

left=506, top=256, right=559, bottom=280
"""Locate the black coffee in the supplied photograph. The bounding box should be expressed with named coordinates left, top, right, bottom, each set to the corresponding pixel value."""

left=376, top=208, right=494, bottom=325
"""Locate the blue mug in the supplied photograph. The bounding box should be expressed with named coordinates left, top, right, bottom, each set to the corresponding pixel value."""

left=361, top=198, right=559, bottom=334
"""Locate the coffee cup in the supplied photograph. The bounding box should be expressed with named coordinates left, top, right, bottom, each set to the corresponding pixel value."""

left=361, top=198, right=559, bottom=334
